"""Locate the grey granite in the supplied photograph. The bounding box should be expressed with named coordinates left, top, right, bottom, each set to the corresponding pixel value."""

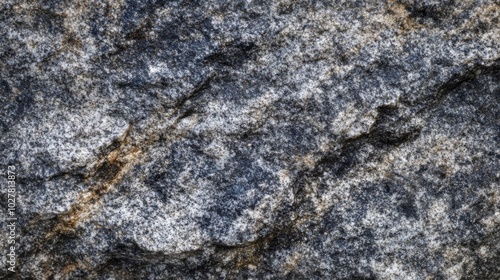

left=0, top=0, right=499, bottom=279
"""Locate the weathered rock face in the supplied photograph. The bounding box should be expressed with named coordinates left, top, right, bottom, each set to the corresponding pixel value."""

left=1, top=0, right=499, bottom=279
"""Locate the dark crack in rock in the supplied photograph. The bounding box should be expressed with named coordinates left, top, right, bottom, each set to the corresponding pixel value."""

left=0, top=0, right=499, bottom=279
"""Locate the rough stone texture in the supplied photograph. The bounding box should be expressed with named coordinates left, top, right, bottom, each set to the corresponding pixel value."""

left=1, top=0, right=499, bottom=279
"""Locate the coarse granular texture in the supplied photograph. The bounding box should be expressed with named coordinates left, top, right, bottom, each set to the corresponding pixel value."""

left=0, top=0, right=499, bottom=279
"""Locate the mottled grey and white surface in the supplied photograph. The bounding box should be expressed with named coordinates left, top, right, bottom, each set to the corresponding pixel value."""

left=1, top=0, right=499, bottom=279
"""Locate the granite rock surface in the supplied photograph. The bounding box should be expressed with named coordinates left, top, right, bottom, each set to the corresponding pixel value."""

left=1, top=0, right=499, bottom=279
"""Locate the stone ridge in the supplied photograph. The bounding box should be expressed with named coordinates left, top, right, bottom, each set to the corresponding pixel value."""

left=0, top=0, right=499, bottom=279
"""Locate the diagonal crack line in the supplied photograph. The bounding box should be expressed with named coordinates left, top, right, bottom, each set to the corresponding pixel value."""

left=176, top=72, right=217, bottom=109
left=282, top=62, right=500, bottom=246
left=45, top=124, right=141, bottom=239
left=310, top=62, right=500, bottom=182
left=39, top=73, right=218, bottom=243
left=17, top=72, right=220, bottom=272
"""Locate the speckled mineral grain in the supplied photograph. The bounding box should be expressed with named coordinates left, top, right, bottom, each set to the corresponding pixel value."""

left=0, top=0, right=499, bottom=279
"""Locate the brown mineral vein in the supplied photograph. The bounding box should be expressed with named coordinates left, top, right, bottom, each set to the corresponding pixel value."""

left=46, top=126, right=142, bottom=238
left=44, top=74, right=215, bottom=239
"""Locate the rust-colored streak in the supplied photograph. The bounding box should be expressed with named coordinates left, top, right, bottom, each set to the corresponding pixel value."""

left=386, top=0, right=425, bottom=33
left=233, top=245, right=263, bottom=269
left=61, top=263, right=77, bottom=275
left=46, top=142, right=141, bottom=239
